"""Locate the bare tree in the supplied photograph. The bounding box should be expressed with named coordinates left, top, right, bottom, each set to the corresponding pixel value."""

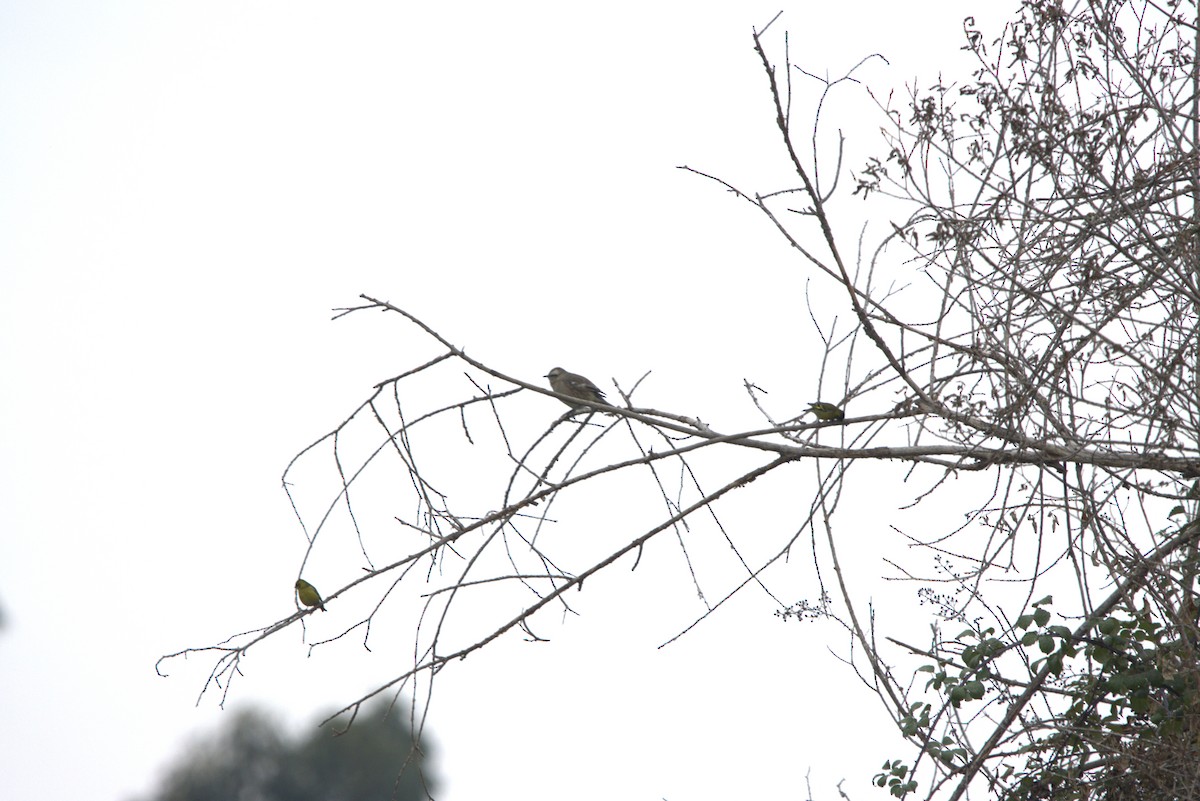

left=848, top=0, right=1200, bottom=797
left=160, top=1, right=1200, bottom=798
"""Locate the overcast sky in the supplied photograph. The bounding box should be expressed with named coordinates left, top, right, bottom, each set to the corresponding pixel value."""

left=1, top=3, right=1016, bottom=800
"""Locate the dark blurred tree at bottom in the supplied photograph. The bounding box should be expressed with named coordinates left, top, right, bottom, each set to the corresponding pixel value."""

left=134, top=700, right=436, bottom=801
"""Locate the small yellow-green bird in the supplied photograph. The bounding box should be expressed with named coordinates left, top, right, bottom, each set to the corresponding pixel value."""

left=294, top=579, right=326, bottom=612
left=807, top=401, right=845, bottom=422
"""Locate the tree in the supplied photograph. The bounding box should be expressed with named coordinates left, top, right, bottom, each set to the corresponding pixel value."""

left=848, top=1, right=1200, bottom=797
left=135, top=701, right=435, bottom=801
left=160, top=1, right=1200, bottom=798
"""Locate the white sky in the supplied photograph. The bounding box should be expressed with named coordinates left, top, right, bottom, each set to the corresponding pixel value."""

left=1, top=3, right=1018, bottom=800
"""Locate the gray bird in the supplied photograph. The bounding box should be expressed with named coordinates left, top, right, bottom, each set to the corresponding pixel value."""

left=545, top=366, right=609, bottom=408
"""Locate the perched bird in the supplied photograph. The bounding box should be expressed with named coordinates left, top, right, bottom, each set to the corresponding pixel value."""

left=294, top=579, right=326, bottom=612
left=545, top=367, right=609, bottom=408
left=808, top=401, right=845, bottom=422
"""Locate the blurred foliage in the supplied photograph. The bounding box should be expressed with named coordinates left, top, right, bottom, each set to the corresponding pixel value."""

left=133, top=700, right=435, bottom=801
